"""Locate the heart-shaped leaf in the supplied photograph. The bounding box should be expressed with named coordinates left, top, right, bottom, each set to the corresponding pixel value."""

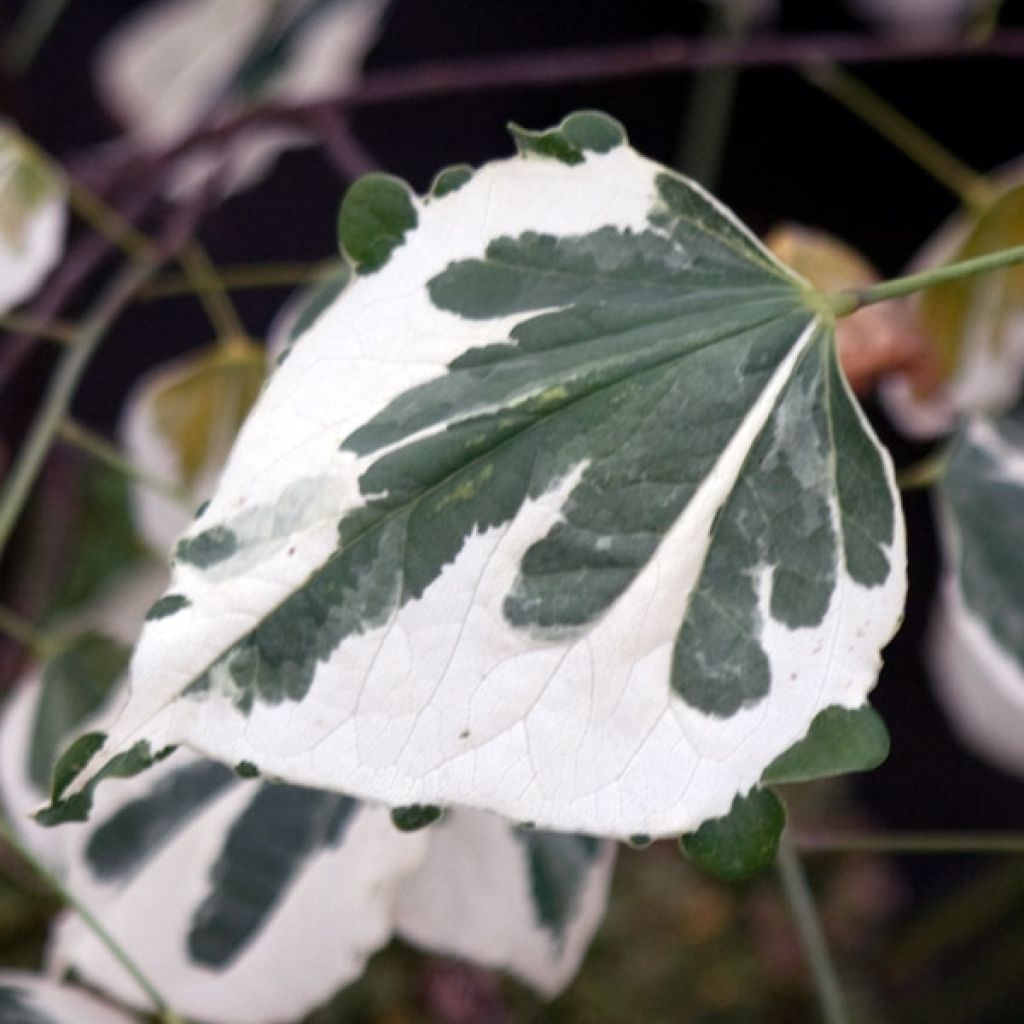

left=45, top=113, right=905, bottom=848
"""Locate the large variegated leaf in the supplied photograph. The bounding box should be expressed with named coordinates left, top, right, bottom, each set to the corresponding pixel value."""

left=97, top=0, right=387, bottom=197
left=883, top=167, right=1024, bottom=437
left=930, top=409, right=1024, bottom=775
left=0, top=122, right=66, bottom=314
left=0, top=972, right=136, bottom=1024
left=52, top=751, right=428, bottom=1024
left=47, top=113, right=906, bottom=845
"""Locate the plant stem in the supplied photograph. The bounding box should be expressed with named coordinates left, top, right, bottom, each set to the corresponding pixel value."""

left=896, top=448, right=952, bottom=491
left=59, top=173, right=162, bottom=267
left=777, top=833, right=850, bottom=1024
left=0, top=813, right=178, bottom=1020
left=1, top=0, right=71, bottom=75
left=0, top=313, right=77, bottom=346
left=797, top=831, right=1024, bottom=855
left=803, top=62, right=995, bottom=212
left=676, top=0, right=754, bottom=186
left=829, top=242, right=1024, bottom=317
left=0, top=260, right=155, bottom=562
left=140, top=260, right=335, bottom=299
left=0, top=605, right=47, bottom=656
left=178, top=242, right=250, bottom=342
left=58, top=420, right=191, bottom=508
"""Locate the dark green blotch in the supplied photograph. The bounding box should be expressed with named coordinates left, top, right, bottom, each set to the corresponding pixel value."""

left=680, top=788, right=785, bottom=883
left=509, top=111, right=625, bottom=165
left=145, top=594, right=190, bottom=621
left=430, top=164, right=473, bottom=198
left=86, top=761, right=236, bottom=881
left=29, top=632, right=129, bottom=791
left=515, top=831, right=602, bottom=943
left=176, top=526, right=238, bottom=568
left=390, top=804, right=443, bottom=832
left=762, top=705, right=890, bottom=785
left=0, top=986, right=54, bottom=1024
left=188, top=784, right=356, bottom=967
left=234, top=760, right=260, bottom=779
left=627, top=834, right=653, bottom=849
left=339, top=173, right=418, bottom=274
left=194, top=499, right=210, bottom=520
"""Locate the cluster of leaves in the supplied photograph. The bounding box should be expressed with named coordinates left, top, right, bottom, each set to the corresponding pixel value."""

left=2, top=1, right=1024, bottom=1022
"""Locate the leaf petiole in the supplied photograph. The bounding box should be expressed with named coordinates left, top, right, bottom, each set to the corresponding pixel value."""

left=828, top=242, right=1024, bottom=317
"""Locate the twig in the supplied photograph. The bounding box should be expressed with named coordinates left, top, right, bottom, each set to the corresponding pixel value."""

left=804, top=62, right=996, bottom=212
left=140, top=259, right=335, bottom=299
left=69, top=29, right=1024, bottom=198
left=777, top=834, right=851, bottom=1024
left=58, top=420, right=191, bottom=508
left=0, top=183, right=216, bottom=562
left=797, top=830, right=1024, bottom=855
left=1, top=0, right=71, bottom=75
left=0, top=181, right=160, bottom=391
left=0, top=314, right=77, bottom=346
left=306, top=107, right=380, bottom=180
left=0, top=605, right=46, bottom=656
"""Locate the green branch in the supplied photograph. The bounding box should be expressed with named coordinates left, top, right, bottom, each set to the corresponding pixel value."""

left=804, top=62, right=995, bottom=212
left=58, top=419, right=191, bottom=508
left=829, top=242, right=1024, bottom=317
left=777, top=834, right=851, bottom=1024
left=0, top=260, right=156, bottom=561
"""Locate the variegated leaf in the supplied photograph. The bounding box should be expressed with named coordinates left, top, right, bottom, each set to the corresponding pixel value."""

left=121, top=341, right=266, bottom=554
left=883, top=167, right=1024, bottom=437
left=930, top=409, right=1024, bottom=775
left=97, top=0, right=387, bottom=197
left=395, top=814, right=615, bottom=996
left=266, top=263, right=352, bottom=367
left=0, top=973, right=136, bottom=1024
left=52, top=751, right=428, bottom=1024
left=47, top=113, right=906, bottom=846
left=0, top=122, right=66, bottom=314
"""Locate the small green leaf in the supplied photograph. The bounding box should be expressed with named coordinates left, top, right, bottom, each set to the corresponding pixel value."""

left=680, top=788, right=786, bottom=882
left=339, top=174, right=418, bottom=273
left=761, top=704, right=890, bottom=784
left=509, top=111, right=626, bottom=165
left=430, top=164, right=474, bottom=199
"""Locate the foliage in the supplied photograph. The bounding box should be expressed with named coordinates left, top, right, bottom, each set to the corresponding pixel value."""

left=1, top=3, right=1024, bottom=1023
